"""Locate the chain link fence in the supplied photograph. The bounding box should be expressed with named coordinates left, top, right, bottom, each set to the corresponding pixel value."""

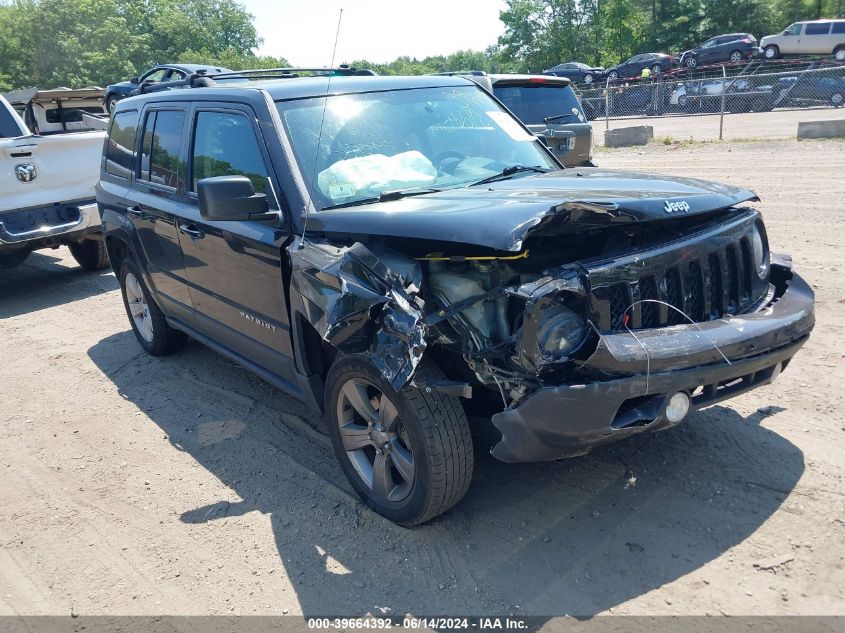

left=574, top=62, right=845, bottom=145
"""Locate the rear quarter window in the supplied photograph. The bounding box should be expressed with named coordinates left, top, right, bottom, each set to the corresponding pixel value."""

left=493, top=84, right=585, bottom=125
left=805, top=23, right=831, bottom=35
left=831, top=22, right=845, bottom=34
left=105, top=110, right=138, bottom=178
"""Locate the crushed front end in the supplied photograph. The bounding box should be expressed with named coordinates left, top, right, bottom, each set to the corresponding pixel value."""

left=415, top=206, right=814, bottom=462
left=488, top=209, right=813, bottom=461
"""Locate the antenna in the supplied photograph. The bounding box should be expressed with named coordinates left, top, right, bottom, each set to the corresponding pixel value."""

left=299, top=8, right=344, bottom=247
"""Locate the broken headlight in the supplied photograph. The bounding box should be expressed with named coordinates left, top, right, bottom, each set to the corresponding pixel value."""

left=751, top=220, right=770, bottom=280
left=536, top=305, right=588, bottom=356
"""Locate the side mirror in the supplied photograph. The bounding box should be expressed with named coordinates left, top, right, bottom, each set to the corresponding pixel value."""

left=197, top=175, right=271, bottom=221
left=782, top=30, right=789, bottom=35
left=130, top=77, right=140, bottom=84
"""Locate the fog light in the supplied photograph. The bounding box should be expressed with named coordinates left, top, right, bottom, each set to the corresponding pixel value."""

left=665, top=392, right=691, bottom=423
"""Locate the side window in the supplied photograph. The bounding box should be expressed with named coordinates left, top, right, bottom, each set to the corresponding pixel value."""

left=832, top=22, right=845, bottom=34
left=191, top=111, right=269, bottom=193
left=168, top=70, right=187, bottom=81
left=105, top=110, right=138, bottom=178
left=142, top=68, right=167, bottom=83
left=138, top=110, right=184, bottom=189
left=805, top=22, right=831, bottom=35
left=786, top=23, right=802, bottom=36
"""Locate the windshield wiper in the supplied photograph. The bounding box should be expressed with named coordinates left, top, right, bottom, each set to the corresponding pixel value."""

left=321, top=187, right=441, bottom=210
left=543, top=112, right=577, bottom=123
left=470, top=165, right=551, bottom=187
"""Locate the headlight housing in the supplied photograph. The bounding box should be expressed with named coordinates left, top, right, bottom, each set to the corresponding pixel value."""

left=536, top=305, right=588, bottom=356
left=751, top=220, right=770, bottom=280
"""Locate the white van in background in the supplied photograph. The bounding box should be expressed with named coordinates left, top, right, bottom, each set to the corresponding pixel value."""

left=761, top=19, right=845, bottom=60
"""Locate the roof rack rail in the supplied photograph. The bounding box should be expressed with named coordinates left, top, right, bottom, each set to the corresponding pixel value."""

left=431, top=70, right=488, bottom=77
left=133, top=65, right=376, bottom=96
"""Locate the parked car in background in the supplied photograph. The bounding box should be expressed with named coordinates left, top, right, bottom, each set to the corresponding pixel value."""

left=669, top=78, right=774, bottom=112
left=678, top=33, right=758, bottom=68
left=773, top=74, right=845, bottom=107
left=3, top=87, right=108, bottom=135
left=606, top=53, right=674, bottom=80
left=105, top=64, right=234, bottom=112
left=581, top=82, right=666, bottom=119
left=760, top=20, right=845, bottom=60
left=474, top=74, right=593, bottom=166
left=542, top=62, right=606, bottom=85
left=0, top=95, right=107, bottom=270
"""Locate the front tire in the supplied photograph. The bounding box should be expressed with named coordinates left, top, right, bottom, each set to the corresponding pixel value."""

left=584, top=73, right=594, bottom=84
left=685, top=55, right=697, bottom=69
left=119, top=258, right=187, bottom=356
left=764, top=45, right=779, bottom=60
left=832, top=92, right=844, bottom=108
left=106, top=95, right=119, bottom=114
left=325, top=355, right=473, bottom=526
left=608, top=70, right=618, bottom=81
left=69, top=239, right=109, bottom=271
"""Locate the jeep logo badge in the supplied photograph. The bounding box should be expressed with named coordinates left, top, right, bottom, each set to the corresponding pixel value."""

left=664, top=200, right=690, bottom=213
left=15, top=163, right=37, bottom=183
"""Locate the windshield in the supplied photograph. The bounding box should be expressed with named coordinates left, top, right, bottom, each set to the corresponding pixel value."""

left=275, top=85, right=557, bottom=210
left=493, top=84, right=586, bottom=125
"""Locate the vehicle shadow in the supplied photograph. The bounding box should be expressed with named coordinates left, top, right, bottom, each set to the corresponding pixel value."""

left=88, top=330, right=804, bottom=617
left=0, top=250, right=117, bottom=318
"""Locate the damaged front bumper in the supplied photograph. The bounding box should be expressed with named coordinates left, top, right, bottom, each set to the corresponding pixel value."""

left=490, top=256, right=814, bottom=462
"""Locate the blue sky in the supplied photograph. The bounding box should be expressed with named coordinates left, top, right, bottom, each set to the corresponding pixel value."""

left=240, top=0, right=507, bottom=66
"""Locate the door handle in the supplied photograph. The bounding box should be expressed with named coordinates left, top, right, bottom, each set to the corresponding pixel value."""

left=179, top=224, right=205, bottom=240
left=126, top=206, right=144, bottom=218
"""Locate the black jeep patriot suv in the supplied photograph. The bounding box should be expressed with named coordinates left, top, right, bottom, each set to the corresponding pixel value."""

left=97, top=70, right=814, bottom=525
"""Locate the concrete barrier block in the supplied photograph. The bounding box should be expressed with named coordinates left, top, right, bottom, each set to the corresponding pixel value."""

left=797, top=119, right=845, bottom=140
left=604, top=125, right=654, bottom=147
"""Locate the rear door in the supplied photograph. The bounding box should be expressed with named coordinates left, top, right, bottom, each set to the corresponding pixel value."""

left=804, top=22, right=832, bottom=54
left=177, top=103, right=299, bottom=386
left=122, top=105, right=194, bottom=321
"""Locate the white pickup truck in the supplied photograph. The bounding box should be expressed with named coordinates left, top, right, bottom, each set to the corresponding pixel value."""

left=1, top=94, right=107, bottom=270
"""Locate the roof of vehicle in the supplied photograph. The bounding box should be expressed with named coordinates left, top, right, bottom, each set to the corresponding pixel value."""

left=153, top=63, right=234, bottom=73
left=115, top=74, right=477, bottom=108
left=3, top=86, right=106, bottom=105
left=487, top=74, right=572, bottom=86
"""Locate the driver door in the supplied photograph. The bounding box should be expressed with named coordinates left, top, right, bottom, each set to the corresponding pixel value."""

left=176, top=103, right=299, bottom=387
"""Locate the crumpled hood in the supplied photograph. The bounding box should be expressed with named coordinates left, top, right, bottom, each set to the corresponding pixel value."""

left=305, top=168, right=759, bottom=252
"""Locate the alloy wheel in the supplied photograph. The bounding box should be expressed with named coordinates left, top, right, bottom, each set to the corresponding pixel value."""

left=336, top=378, right=415, bottom=503
left=730, top=51, right=743, bottom=62
left=835, top=49, right=845, bottom=62
left=832, top=93, right=844, bottom=107
left=125, top=272, right=154, bottom=342
left=584, top=74, right=594, bottom=84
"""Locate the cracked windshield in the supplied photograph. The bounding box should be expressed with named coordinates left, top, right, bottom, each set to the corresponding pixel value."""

left=276, top=85, right=557, bottom=209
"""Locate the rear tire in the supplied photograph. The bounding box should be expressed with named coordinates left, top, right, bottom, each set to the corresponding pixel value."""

left=325, top=355, right=473, bottom=526
left=69, top=239, right=109, bottom=271
left=0, top=248, right=31, bottom=269
left=832, top=92, right=844, bottom=108
left=118, top=258, right=187, bottom=356
left=650, top=64, right=662, bottom=75
left=729, top=50, right=743, bottom=63
left=834, top=47, right=845, bottom=62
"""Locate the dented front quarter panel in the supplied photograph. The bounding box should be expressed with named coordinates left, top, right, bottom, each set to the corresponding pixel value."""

left=288, top=238, right=426, bottom=390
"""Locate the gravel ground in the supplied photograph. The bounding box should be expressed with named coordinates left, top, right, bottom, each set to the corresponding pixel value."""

left=1, top=138, right=844, bottom=618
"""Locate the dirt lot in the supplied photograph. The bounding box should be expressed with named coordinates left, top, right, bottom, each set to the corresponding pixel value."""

left=1, top=138, right=844, bottom=618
